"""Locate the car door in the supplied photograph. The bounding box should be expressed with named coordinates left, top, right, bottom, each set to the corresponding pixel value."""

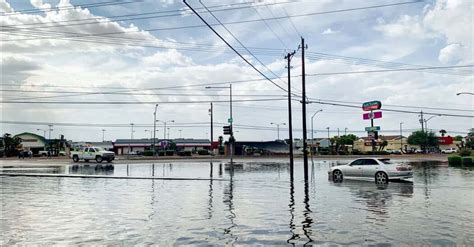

left=83, top=148, right=91, bottom=159
left=361, top=159, right=381, bottom=178
left=344, top=159, right=364, bottom=177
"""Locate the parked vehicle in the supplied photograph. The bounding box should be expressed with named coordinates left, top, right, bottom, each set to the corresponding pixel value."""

left=441, top=148, right=457, bottom=154
left=386, top=149, right=402, bottom=155
left=330, top=158, right=412, bottom=184
left=70, top=147, right=115, bottom=163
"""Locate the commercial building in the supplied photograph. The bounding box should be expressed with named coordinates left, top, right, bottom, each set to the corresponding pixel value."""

left=13, top=132, right=69, bottom=155
left=113, top=138, right=211, bottom=155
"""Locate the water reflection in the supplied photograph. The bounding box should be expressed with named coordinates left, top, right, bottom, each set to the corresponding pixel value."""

left=208, top=162, right=214, bottom=220
left=223, top=166, right=237, bottom=244
left=302, top=181, right=314, bottom=245
left=287, top=179, right=299, bottom=244
left=69, top=165, right=114, bottom=176
left=332, top=180, right=414, bottom=221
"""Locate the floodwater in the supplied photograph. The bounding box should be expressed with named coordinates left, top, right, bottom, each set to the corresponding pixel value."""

left=1, top=160, right=473, bottom=245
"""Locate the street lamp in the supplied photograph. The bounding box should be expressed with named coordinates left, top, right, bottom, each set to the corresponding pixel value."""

left=153, top=104, right=159, bottom=155
left=270, top=122, right=286, bottom=140
left=344, top=128, right=348, bottom=135
left=400, top=122, right=404, bottom=152
left=156, top=120, right=174, bottom=140
left=205, top=84, right=233, bottom=164
left=47, top=124, right=53, bottom=139
left=130, top=123, right=135, bottom=139
left=36, top=128, right=46, bottom=139
left=456, top=92, right=474, bottom=96
left=311, top=110, right=323, bottom=141
left=102, top=129, right=106, bottom=142
left=144, top=130, right=153, bottom=139
left=179, top=129, right=182, bottom=138
left=167, top=127, right=170, bottom=139
left=424, top=115, right=441, bottom=132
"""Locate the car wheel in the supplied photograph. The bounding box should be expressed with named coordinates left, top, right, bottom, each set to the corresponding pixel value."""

left=84, top=159, right=89, bottom=163
left=96, top=156, right=103, bottom=163
left=72, top=156, right=79, bottom=162
left=333, top=170, right=343, bottom=182
left=375, top=171, right=388, bottom=184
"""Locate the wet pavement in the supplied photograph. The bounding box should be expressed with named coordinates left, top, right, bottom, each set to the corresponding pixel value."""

left=1, top=160, right=473, bottom=245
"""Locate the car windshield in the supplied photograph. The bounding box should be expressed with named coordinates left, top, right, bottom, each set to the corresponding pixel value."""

left=380, top=159, right=392, bottom=164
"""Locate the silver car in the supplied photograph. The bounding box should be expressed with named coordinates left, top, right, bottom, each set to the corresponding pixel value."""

left=330, top=158, right=413, bottom=184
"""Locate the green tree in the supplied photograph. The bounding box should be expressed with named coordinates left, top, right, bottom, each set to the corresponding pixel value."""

left=378, top=140, right=388, bottom=151
left=3, top=133, right=22, bottom=157
left=439, top=129, right=447, bottom=137
left=407, top=131, right=438, bottom=151
left=466, top=128, right=474, bottom=149
left=454, top=135, right=463, bottom=141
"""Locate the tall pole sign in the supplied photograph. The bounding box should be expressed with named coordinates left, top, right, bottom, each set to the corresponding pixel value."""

left=362, top=100, right=382, bottom=152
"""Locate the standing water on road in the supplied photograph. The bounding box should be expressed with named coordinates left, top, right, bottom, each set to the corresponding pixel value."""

left=1, top=160, right=473, bottom=245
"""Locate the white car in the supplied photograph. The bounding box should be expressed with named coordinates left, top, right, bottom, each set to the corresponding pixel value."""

left=330, top=158, right=413, bottom=184
left=441, top=148, right=457, bottom=154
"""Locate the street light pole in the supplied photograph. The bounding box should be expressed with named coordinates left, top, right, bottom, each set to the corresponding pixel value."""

left=157, top=120, right=174, bottom=140
left=326, top=127, right=330, bottom=150
left=270, top=122, right=286, bottom=140
left=400, top=122, right=404, bottom=152
left=424, top=115, right=441, bottom=132
left=344, top=128, right=348, bottom=136
left=153, top=104, right=158, bottom=155
left=205, top=84, right=233, bottom=164
left=48, top=124, right=53, bottom=139
left=102, top=129, right=106, bottom=142
left=130, top=123, right=135, bottom=139
left=37, top=129, right=46, bottom=139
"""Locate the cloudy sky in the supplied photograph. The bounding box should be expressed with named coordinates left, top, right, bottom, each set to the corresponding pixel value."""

left=1, top=0, right=473, bottom=142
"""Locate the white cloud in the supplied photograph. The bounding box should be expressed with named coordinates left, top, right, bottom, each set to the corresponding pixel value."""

left=321, top=28, right=339, bottom=35
left=30, top=0, right=51, bottom=10
left=143, top=49, right=194, bottom=67
left=438, top=43, right=465, bottom=64
left=0, top=0, right=12, bottom=12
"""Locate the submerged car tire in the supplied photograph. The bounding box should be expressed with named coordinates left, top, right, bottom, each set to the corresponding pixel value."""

left=333, top=170, right=343, bottom=182
left=375, top=171, right=388, bottom=184
left=84, top=159, right=89, bottom=163
left=95, top=156, right=103, bottom=163
left=72, top=155, right=79, bottom=162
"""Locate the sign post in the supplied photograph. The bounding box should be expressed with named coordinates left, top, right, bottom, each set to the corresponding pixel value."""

left=362, top=100, right=382, bottom=152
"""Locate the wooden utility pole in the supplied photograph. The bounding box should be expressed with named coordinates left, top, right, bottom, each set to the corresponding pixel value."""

left=300, top=37, right=309, bottom=181
left=285, top=51, right=296, bottom=180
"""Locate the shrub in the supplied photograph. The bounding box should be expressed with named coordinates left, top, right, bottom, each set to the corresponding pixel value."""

left=337, top=150, right=348, bottom=155
left=448, top=155, right=462, bottom=166
left=165, top=150, right=174, bottom=156
left=462, top=157, right=473, bottom=166
left=143, top=150, right=154, bottom=156
left=458, top=148, right=472, bottom=157
left=178, top=151, right=192, bottom=156
left=158, top=151, right=165, bottom=156
left=197, top=149, right=210, bottom=155
left=365, top=151, right=389, bottom=155
left=351, top=149, right=362, bottom=155
left=319, top=151, right=329, bottom=155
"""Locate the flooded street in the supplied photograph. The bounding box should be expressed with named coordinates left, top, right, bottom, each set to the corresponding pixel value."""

left=1, top=160, right=474, bottom=245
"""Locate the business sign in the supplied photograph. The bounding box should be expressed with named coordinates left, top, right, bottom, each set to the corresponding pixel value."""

left=438, top=136, right=454, bottom=145
left=228, top=118, right=233, bottom=123
left=365, top=126, right=381, bottom=132
left=367, top=131, right=376, bottom=140
left=363, top=111, right=382, bottom=120
left=362, top=101, right=382, bottom=111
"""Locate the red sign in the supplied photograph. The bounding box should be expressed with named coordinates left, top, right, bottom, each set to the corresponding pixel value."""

left=362, top=101, right=382, bottom=111
left=438, top=136, right=453, bottom=145
left=363, top=111, right=382, bottom=120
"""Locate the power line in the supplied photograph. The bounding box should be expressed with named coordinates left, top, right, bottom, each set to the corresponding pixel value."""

left=2, top=1, right=423, bottom=38
left=1, top=0, right=141, bottom=16
left=184, top=0, right=289, bottom=93
left=1, top=98, right=288, bottom=104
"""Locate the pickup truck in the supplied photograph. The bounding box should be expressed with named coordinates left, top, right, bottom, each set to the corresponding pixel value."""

left=441, top=148, right=457, bottom=154
left=70, top=147, right=115, bottom=163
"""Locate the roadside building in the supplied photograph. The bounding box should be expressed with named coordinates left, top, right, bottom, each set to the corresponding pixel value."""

left=13, top=132, right=48, bottom=155
left=230, top=141, right=289, bottom=156
left=113, top=138, right=211, bottom=155
left=13, top=132, right=69, bottom=155
left=353, top=135, right=412, bottom=152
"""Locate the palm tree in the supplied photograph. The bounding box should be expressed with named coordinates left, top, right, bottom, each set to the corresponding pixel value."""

left=439, top=129, right=447, bottom=137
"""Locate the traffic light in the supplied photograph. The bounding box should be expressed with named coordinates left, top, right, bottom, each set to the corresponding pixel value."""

left=223, top=125, right=232, bottom=135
